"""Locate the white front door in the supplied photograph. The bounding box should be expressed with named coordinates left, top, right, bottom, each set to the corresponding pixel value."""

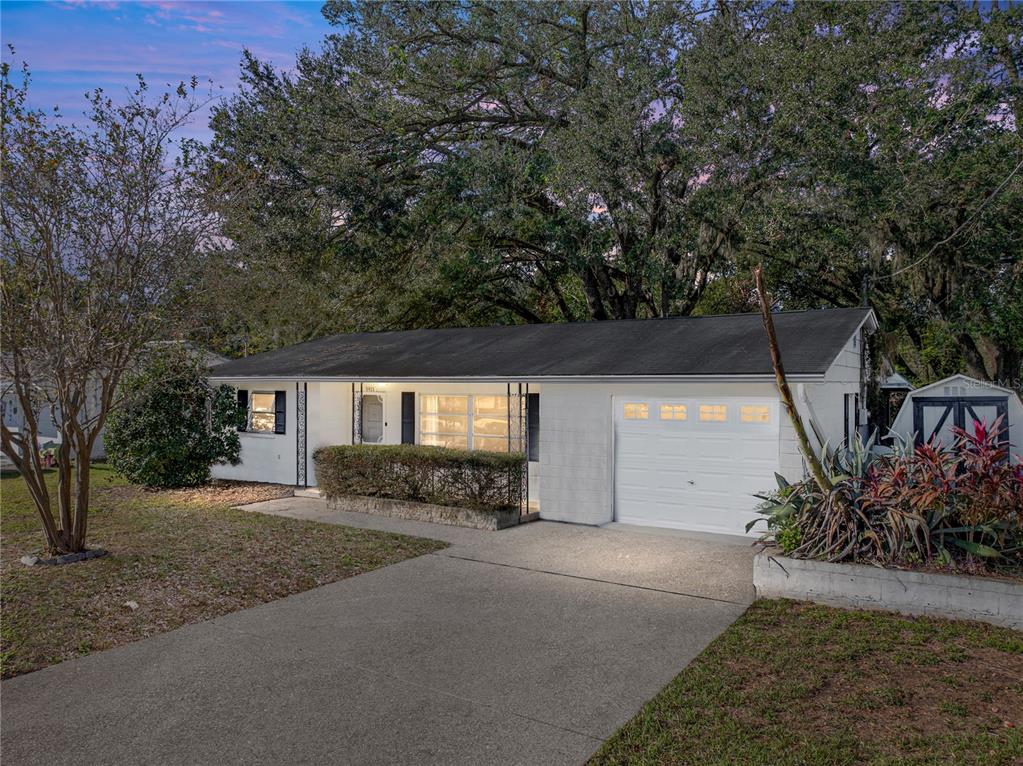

left=362, top=394, right=384, bottom=443
left=613, top=396, right=780, bottom=536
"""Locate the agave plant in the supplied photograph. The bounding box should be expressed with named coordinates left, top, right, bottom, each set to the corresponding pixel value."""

left=751, top=430, right=880, bottom=558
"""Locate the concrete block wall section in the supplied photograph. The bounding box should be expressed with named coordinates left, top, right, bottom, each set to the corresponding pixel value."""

left=538, top=384, right=614, bottom=525
left=754, top=552, right=1023, bottom=630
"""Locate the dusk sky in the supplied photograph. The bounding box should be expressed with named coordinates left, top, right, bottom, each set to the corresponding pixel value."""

left=0, top=0, right=334, bottom=142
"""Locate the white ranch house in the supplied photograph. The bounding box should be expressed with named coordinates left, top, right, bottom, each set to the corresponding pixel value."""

left=210, top=308, right=917, bottom=537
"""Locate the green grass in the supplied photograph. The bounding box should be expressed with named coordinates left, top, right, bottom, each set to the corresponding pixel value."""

left=589, top=599, right=1023, bottom=766
left=1, top=465, right=447, bottom=678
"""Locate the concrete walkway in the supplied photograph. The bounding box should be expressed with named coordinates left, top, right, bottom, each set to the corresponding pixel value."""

left=2, top=499, right=755, bottom=766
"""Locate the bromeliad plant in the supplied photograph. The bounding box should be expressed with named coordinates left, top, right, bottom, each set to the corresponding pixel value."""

left=751, top=418, right=1023, bottom=571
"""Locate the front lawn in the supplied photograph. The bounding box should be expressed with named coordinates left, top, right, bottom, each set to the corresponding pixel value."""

left=590, top=599, right=1023, bottom=766
left=0, top=465, right=447, bottom=678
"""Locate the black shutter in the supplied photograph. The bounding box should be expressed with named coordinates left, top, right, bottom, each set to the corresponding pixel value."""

left=401, top=392, right=415, bottom=444
left=527, top=393, right=540, bottom=461
left=843, top=393, right=851, bottom=445
left=237, top=389, right=248, bottom=431
left=274, top=390, right=286, bottom=434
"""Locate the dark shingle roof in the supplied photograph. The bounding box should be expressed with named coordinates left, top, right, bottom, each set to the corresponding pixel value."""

left=211, top=308, right=872, bottom=380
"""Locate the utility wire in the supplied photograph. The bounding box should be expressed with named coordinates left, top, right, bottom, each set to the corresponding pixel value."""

left=875, top=153, right=1023, bottom=282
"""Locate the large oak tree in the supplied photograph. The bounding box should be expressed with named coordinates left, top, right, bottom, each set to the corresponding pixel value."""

left=202, top=1, right=1021, bottom=384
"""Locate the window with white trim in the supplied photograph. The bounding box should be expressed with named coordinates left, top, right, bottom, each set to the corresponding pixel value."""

left=250, top=392, right=277, bottom=433
left=624, top=402, right=649, bottom=420
left=659, top=404, right=687, bottom=420
left=699, top=404, right=727, bottom=422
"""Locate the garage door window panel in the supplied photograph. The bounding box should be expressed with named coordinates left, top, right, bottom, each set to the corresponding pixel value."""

left=624, top=403, right=649, bottom=420
left=660, top=404, right=687, bottom=421
left=699, top=404, right=728, bottom=422
left=741, top=405, right=771, bottom=423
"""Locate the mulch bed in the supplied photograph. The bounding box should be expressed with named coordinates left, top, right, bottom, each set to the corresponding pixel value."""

left=160, top=479, right=295, bottom=507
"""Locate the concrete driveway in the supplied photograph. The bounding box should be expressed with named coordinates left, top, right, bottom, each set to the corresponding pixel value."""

left=2, top=501, right=754, bottom=766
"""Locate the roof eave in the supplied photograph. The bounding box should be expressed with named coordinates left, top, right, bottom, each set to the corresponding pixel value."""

left=209, top=372, right=826, bottom=384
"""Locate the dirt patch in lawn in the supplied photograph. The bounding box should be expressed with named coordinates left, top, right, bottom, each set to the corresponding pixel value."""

left=92, top=478, right=294, bottom=510
left=590, top=599, right=1023, bottom=766
left=1, top=465, right=446, bottom=679
left=160, top=479, right=293, bottom=507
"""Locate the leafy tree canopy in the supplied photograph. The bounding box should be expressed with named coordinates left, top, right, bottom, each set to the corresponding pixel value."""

left=201, top=1, right=1022, bottom=384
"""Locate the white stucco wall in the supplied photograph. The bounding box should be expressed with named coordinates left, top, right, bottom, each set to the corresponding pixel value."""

left=306, top=381, right=352, bottom=485
left=212, top=379, right=298, bottom=484
left=796, top=330, right=864, bottom=458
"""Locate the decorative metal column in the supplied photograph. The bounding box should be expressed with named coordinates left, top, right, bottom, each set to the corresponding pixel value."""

left=520, top=382, right=529, bottom=516
left=506, top=382, right=512, bottom=453
left=351, top=382, right=364, bottom=444
left=296, top=381, right=308, bottom=487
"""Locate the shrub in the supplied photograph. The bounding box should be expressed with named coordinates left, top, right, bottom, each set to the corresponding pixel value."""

left=314, top=444, right=526, bottom=512
left=106, top=346, right=244, bottom=488
left=752, top=419, right=1023, bottom=571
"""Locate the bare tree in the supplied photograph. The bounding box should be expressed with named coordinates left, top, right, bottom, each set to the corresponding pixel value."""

left=1, top=62, right=212, bottom=555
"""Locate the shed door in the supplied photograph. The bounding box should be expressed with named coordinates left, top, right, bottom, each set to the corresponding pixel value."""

left=613, top=397, right=780, bottom=537
left=912, top=396, right=1008, bottom=447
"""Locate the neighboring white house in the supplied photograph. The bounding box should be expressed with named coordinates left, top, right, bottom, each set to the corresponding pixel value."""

left=889, top=374, right=1023, bottom=462
left=210, top=308, right=879, bottom=537
left=1, top=342, right=229, bottom=461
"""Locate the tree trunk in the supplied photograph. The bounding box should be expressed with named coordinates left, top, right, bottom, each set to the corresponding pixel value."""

left=71, top=449, right=92, bottom=551
left=754, top=265, right=834, bottom=494
left=582, top=266, right=609, bottom=320
left=56, top=437, right=74, bottom=550
left=0, top=424, right=71, bottom=555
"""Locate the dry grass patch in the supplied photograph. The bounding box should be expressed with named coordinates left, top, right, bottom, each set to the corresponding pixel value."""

left=161, top=479, right=295, bottom=507
left=1, top=465, right=446, bottom=678
left=590, top=599, right=1023, bottom=766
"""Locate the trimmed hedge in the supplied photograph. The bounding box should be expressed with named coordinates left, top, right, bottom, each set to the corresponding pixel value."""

left=314, top=444, right=526, bottom=513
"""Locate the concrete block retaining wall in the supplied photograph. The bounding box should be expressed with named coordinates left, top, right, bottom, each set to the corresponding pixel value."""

left=325, top=494, right=521, bottom=531
left=754, top=551, right=1023, bottom=630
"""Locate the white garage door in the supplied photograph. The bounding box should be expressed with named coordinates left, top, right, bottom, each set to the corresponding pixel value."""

left=613, top=396, right=781, bottom=536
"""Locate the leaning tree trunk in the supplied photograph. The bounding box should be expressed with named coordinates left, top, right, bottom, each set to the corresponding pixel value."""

left=753, top=265, right=833, bottom=494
